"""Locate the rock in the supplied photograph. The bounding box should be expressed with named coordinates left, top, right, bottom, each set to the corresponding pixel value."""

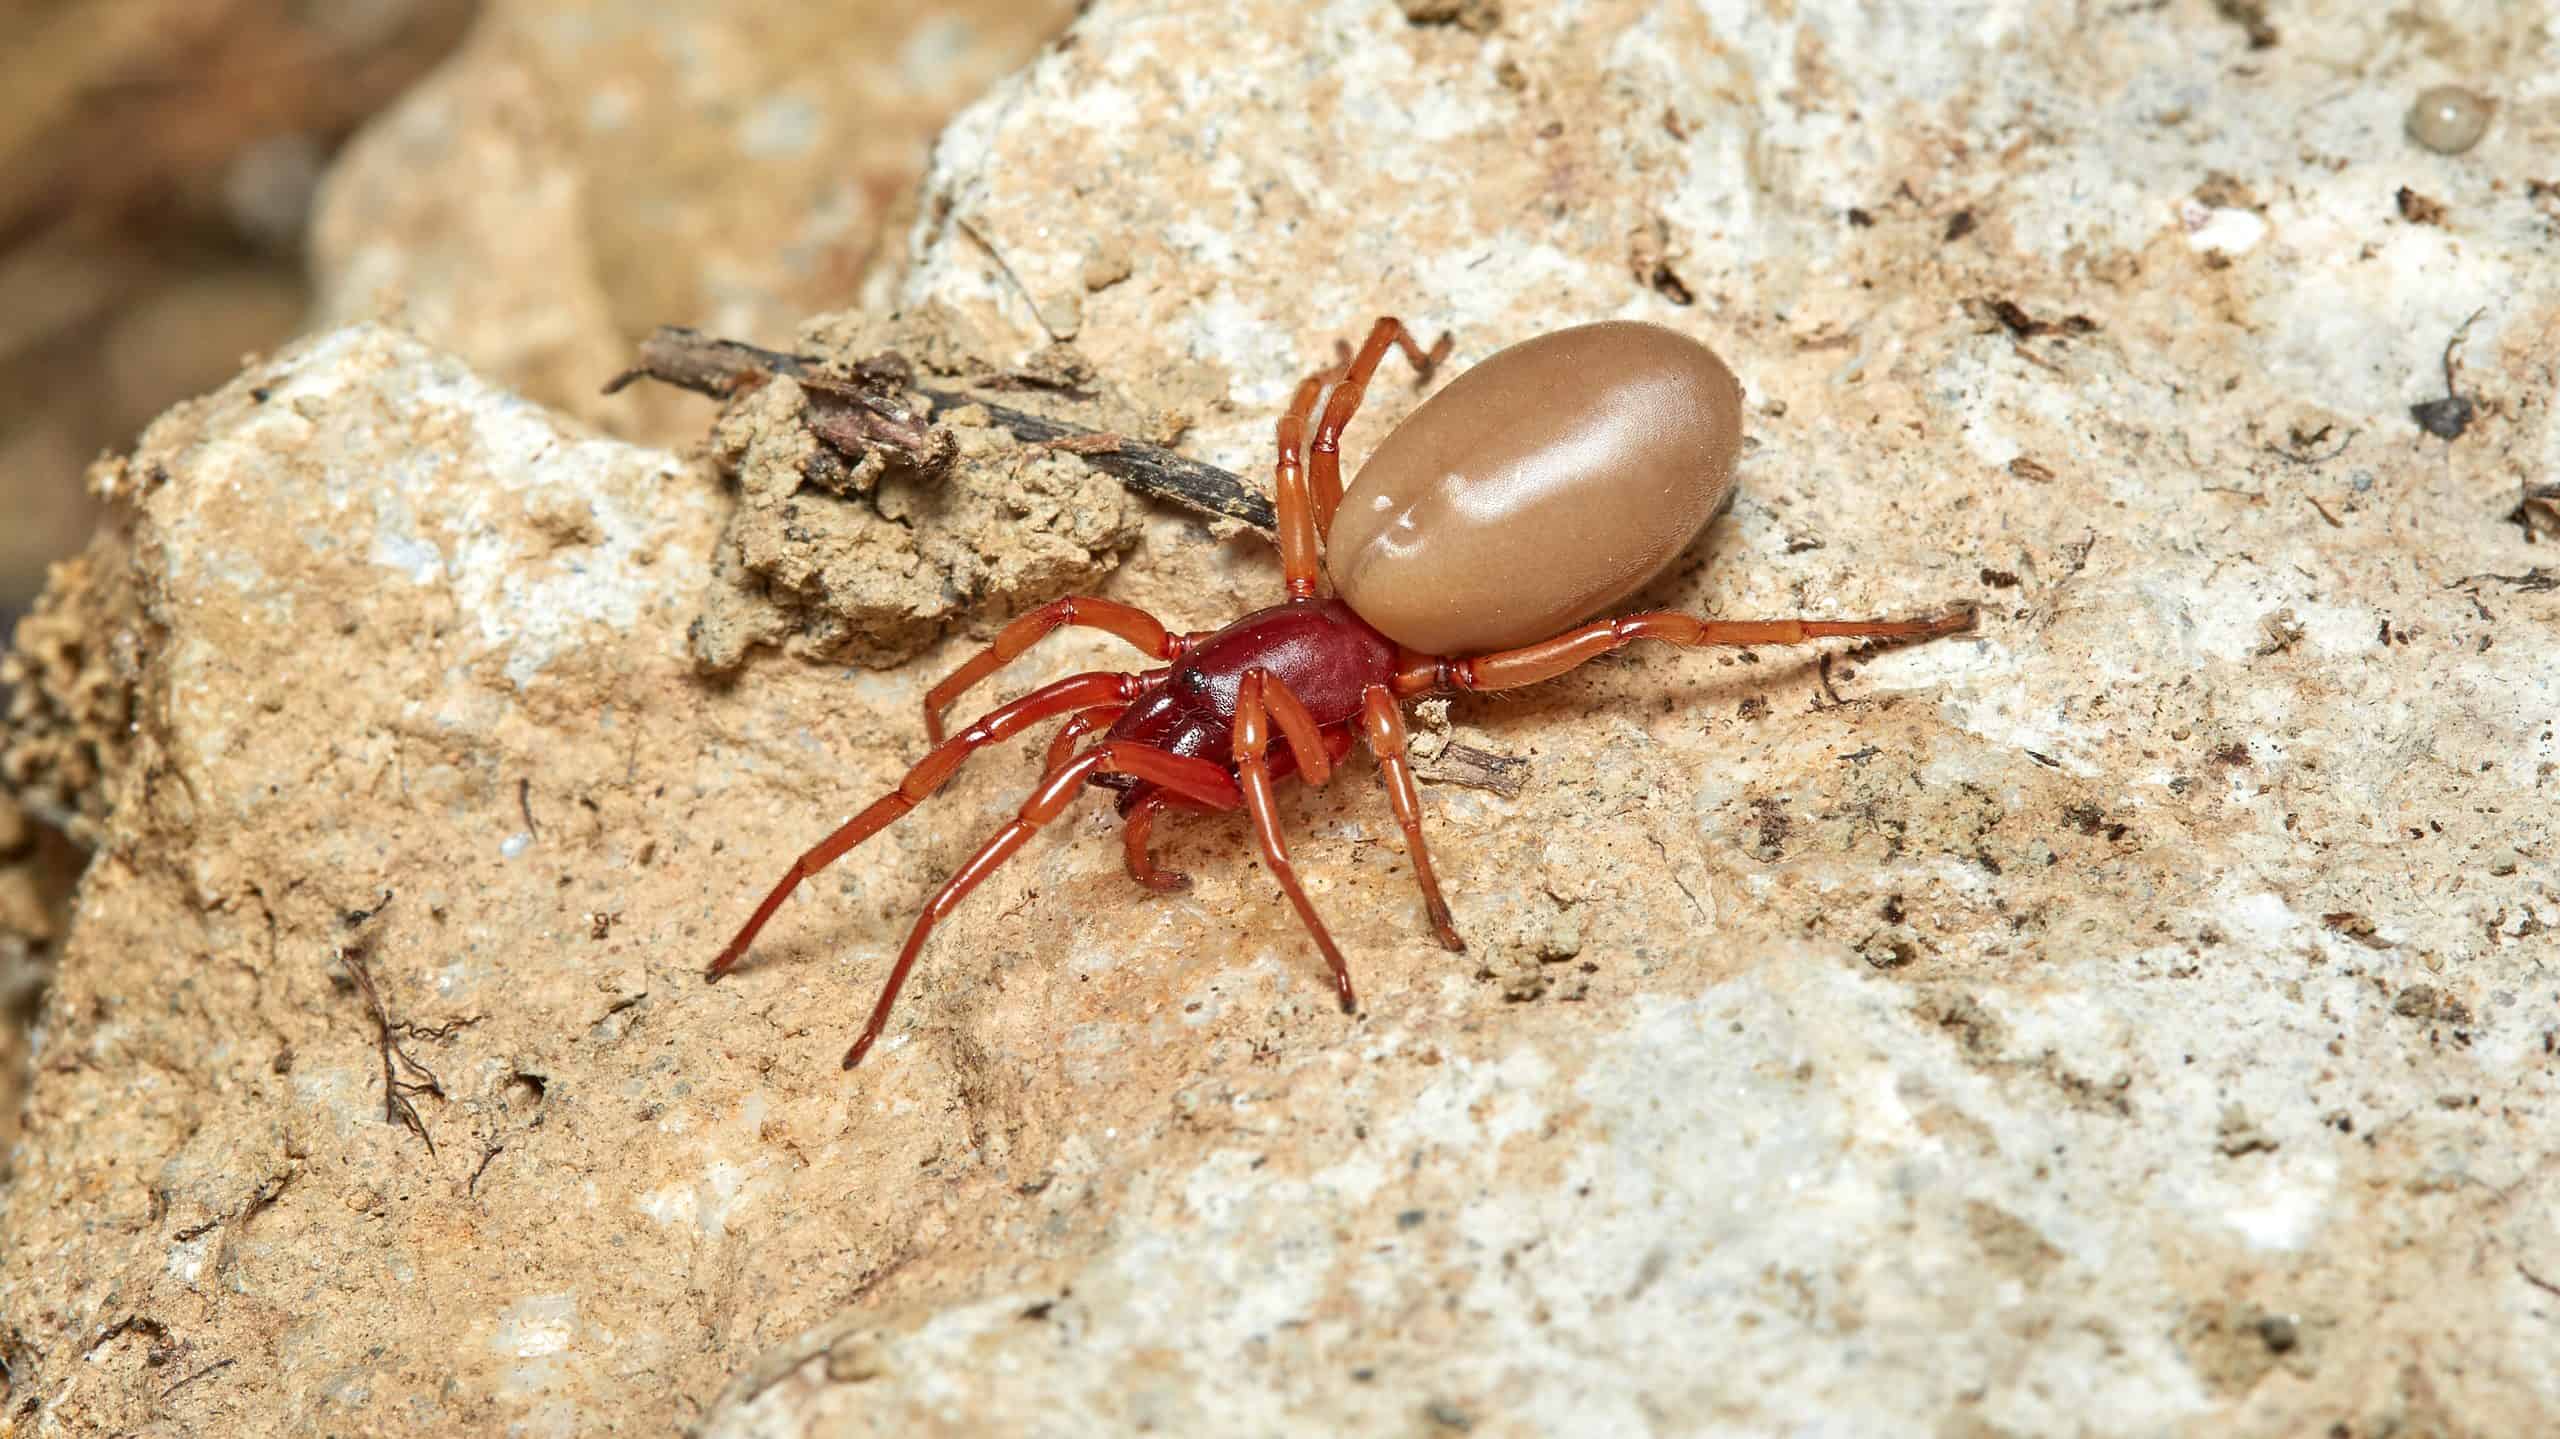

left=0, top=789, right=81, bottom=1171
left=0, top=327, right=731, bottom=1431
left=6, top=0, right=2560, bottom=1435
left=0, top=0, right=476, bottom=614
left=308, top=0, right=1077, bottom=444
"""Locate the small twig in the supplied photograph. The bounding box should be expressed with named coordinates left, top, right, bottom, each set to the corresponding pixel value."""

left=162, top=1357, right=235, bottom=1399
left=954, top=218, right=1060, bottom=343
left=517, top=777, right=538, bottom=839
left=398, top=1014, right=483, bottom=1041
left=602, top=329, right=805, bottom=397
left=922, top=384, right=1277, bottom=530
left=81, top=1315, right=167, bottom=1359
left=467, top=1143, right=505, bottom=1197
left=2441, top=309, right=2484, bottom=395
left=2262, top=425, right=2355, bottom=466
left=1814, top=653, right=1849, bottom=708
left=1413, top=742, right=1531, bottom=797
left=1972, top=296, right=2100, bottom=341
left=2410, top=308, right=2486, bottom=441
left=2304, top=494, right=2345, bottom=529
left=607, top=326, right=1278, bottom=532
left=1642, top=834, right=1711, bottom=923
left=341, top=888, right=394, bottom=929
left=339, top=949, right=443, bottom=1156
left=2447, top=567, right=2558, bottom=594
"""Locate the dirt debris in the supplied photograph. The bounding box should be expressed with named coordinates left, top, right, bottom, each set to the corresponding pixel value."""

left=687, top=309, right=1150, bottom=673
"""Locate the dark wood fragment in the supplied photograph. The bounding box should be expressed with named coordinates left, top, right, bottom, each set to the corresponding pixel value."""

left=1414, top=741, right=1531, bottom=797
left=607, top=325, right=1277, bottom=532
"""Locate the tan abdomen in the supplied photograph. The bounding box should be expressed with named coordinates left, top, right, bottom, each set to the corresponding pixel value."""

left=1324, top=320, right=1743, bottom=657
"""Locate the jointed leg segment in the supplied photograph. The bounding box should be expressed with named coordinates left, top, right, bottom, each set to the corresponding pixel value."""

left=1274, top=373, right=1329, bottom=600
left=1255, top=669, right=1335, bottom=788
left=1359, top=685, right=1464, bottom=951
left=923, top=595, right=1188, bottom=743
left=1121, top=788, right=1193, bottom=893
left=842, top=740, right=1242, bottom=1069
left=1308, top=318, right=1450, bottom=538
left=1406, top=604, right=1981, bottom=694
left=1108, top=684, right=1345, bottom=898
left=1046, top=704, right=1127, bottom=772
left=1274, top=317, right=1452, bottom=598
left=1233, top=670, right=1359, bottom=1013
left=706, top=669, right=1151, bottom=984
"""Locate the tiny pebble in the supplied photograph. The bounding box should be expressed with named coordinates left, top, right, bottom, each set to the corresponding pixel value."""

left=2405, top=85, right=2490, bottom=155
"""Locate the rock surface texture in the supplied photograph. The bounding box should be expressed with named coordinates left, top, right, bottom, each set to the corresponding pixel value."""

left=6, top=1, right=2560, bottom=1435
left=308, top=0, right=1076, bottom=446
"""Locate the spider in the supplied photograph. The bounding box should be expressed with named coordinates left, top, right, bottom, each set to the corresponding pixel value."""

left=706, top=317, right=1978, bottom=1068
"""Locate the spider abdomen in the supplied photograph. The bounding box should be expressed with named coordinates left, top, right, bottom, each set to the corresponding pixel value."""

left=1325, top=320, right=1744, bottom=657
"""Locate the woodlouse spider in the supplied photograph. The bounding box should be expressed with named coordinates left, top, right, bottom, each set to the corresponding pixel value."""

left=707, top=318, right=1978, bottom=1069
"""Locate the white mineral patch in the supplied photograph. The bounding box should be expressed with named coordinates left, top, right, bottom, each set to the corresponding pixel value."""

left=638, top=1161, right=761, bottom=1239
left=2182, top=202, right=2269, bottom=255
left=492, top=1293, right=578, bottom=1359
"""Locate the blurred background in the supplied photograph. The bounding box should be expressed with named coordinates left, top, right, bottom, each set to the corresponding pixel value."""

left=0, top=0, right=1078, bottom=629
left=0, top=0, right=1077, bottom=1171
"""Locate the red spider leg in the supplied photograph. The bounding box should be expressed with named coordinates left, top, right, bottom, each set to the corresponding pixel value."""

left=1233, top=670, right=1358, bottom=1013
left=707, top=669, right=1155, bottom=982
left=1258, top=666, right=1335, bottom=787
left=1307, top=317, right=1451, bottom=539
left=1121, top=787, right=1192, bottom=893
left=1046, top=704, right=1127, bottom=772
left=922, top=596, right=1189, bottom=744
left=1274, top=372, right=1328, bottom=599
left=1358, top=684, right=1465, bottom=951
left=842, top=741, right=1242, bottom=1069
left=1398, top=604, right=1982, bottom=696
left=1124, top=725, right=1360, bottom=896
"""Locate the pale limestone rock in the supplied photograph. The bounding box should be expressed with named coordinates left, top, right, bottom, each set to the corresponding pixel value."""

left=725, top=0, right=2559, bottom=1431
left=309, top=0, right=1075, bottom=443
left=5, top=0, right=2559, bottom=1434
